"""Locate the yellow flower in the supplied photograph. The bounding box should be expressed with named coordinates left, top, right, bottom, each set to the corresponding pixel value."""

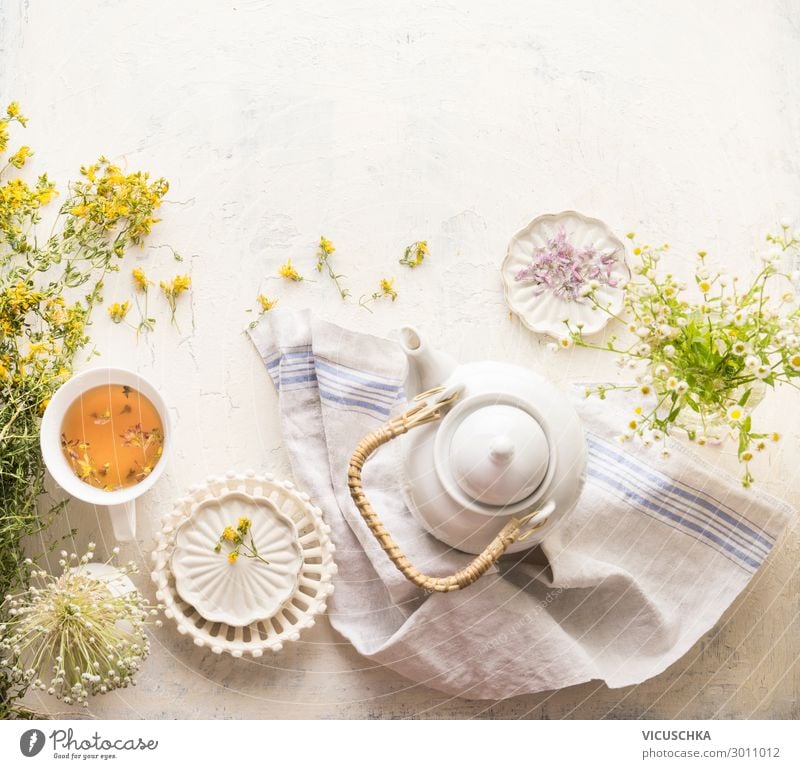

left=237, top=517, right=251, bottom=533
left=160, top=274, right=191, bottom=298
left=227, top=551, right=239, bottom=565
left=740, top=451, right=753, bottom=462
left=634, top=406, right=643, bottom=415
left=107, top=301, right=130, bottom=323
left=222, top=526, right=238, bottom=541
left=36, top=187, right=57, bottom=206
left=258, top=294, right=278, bottom=312
left=8, top=145, right=32, bottom=168
left=771, top=432, right=781, bottom=442
left=379, top=277, right=397, bottom=301
left=400, top=240, right=428, bottom=268
left=70, top=203, right=88, bottom=218
left=698, top=280, right=711, bottom=293
left=278, top=259, right=303, bottom=282
left=132, top=267, right=150, bottom=292
left=319, top=236, right=335, bottom=256
left=6, top=101, right=26, bottom=125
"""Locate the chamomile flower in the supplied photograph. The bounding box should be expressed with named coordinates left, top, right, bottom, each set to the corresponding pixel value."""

left=731, top=341, right=749, bottom=356
left=726, top=405, right=745, bottom=423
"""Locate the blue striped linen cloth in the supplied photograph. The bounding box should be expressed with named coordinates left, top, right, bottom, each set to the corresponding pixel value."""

left=249, top=310, right=793, bottom=700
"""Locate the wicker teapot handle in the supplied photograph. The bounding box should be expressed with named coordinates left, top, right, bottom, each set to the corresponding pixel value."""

left=347, top=387, right=549, bottom=593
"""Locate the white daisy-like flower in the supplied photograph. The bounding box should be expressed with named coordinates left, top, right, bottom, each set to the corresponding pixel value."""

left=789, top=352, right=800, bottom=371
left=744, top=355, right=759, bottom=370
left=732, top=341, right=748, bottom=355
left=635, top=326, right=650, bottom=338
left=666, top=376, right=679, bottom=390
left=676, top=380, right=689, bottom=394
left=558, top=336, right=573, bottom=349
left=698, top=280, right=712, bottom=293
left=654, top=364, right=669, bottom=377
left=755, top=364, right=770, bottom=379
left=663, top=344, right=676, bottom=357
left=726, top=405, right=746, bottom=423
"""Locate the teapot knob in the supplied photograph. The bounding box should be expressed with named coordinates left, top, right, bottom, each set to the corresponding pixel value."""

left=489, top=436, right=515, bottom=463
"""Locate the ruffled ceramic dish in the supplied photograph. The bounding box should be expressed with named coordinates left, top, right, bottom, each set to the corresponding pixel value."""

left=502, top=210, right=629, bottom=338
left=151, top=471, right=336, bottom=657
left=171, top=491, right=302, bottom=626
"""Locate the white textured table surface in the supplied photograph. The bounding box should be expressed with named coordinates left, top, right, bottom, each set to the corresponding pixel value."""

left=5, top=0, right=799, bottom=718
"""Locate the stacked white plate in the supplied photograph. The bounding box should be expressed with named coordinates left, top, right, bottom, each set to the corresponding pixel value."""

left=151, top=471, right=336, bottom=657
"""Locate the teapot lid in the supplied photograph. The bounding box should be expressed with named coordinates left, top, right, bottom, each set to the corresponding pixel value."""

left=447, top=403, right=549, bottom=507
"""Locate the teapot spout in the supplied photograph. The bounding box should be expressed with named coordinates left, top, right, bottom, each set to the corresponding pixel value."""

left=399, top=326, right=457, bottom=396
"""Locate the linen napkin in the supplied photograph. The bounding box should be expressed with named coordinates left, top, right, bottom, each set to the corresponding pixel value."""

left=248, top=309, right=794, bottom=700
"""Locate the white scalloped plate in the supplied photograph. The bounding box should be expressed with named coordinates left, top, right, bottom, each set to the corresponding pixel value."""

left=151, top=471, right=337, bottom=657
left=171, top=492, right=302, bottom=627
left=502, top=210, right=629, bottom=338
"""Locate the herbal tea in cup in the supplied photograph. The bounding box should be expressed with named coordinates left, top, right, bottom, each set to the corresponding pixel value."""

left=60, top=384, right=165, bottom=491
left=41, top=367, right=171, bottom=542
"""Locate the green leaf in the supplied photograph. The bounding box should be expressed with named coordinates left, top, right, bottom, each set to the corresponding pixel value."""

left=738, top=388, right=751, bottom=407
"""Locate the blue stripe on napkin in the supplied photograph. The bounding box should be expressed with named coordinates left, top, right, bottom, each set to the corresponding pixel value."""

left=587, top=436, right=774, bottom=573
left=265, top=349, right=404, bottom=417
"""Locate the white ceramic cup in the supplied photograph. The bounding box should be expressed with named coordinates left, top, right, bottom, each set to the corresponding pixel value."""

left=40, top=367, right=171, bottom=542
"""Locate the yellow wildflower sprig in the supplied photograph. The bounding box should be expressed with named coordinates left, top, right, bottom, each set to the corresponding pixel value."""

left=213, top=517, right=270, bottom=566
left=400, top=240, right=429, bottom=268
left=107, top=301, right=130, bottom=324
left=159, top=274, right=191, bottom=329
left=131, top=267, right=156, bottom=335
left=249, top=294, right=278, bottom=329
left=359, top=277, right=398, bottom=312
left=278, top=259, right=305, bottom=282
left=316, top=236, right=350, bottom=300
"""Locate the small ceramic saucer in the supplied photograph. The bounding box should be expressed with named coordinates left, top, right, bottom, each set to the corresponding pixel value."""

left=171, top=491, right=302, bottom=627
left=502, top=210, right=629, bottom=338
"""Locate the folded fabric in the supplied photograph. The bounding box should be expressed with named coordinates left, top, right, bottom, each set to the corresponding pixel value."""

left=248, top=310, right=794, bottom=699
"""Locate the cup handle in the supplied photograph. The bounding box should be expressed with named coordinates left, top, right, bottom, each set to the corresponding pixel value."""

left=108, top=500, right=137, bottom=541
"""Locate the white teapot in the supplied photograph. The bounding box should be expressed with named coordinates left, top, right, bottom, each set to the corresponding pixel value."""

left=348, top=327, right=587, bottom=592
